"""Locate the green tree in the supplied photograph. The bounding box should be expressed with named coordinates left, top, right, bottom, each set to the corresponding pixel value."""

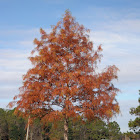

left=107, top=121, right=121, bottom=140
left=6, top=109, right=26, bottom=140
left=128, top=90, right=140, bottom=137
left=0, top=108, right=9, bottom=140
left=85, top=119, right=108, bottom=140
left=0, top=108, right=52, bottom=140
left=68, top=118, right=86, bottom=140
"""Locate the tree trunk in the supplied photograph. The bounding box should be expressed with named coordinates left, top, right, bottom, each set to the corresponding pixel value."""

left=64, top=118, right=68, bottom=140
left=26, top=122, right=29, bottom=140
left=40, top=127, right=43, bottom=140
left=26, top=116, right=30, bottom=140
left=30, top=126, right=33, bottom=140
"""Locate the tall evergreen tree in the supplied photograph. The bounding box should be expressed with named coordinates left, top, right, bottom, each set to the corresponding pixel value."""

left=128, top=90, right=140, bottom=137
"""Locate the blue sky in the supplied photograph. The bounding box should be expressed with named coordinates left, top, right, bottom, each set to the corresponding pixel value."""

left=0, top=0, right=140, bottom=132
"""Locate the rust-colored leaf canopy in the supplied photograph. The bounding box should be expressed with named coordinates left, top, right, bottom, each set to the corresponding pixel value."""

left=10, top=10, right=120, bottom=122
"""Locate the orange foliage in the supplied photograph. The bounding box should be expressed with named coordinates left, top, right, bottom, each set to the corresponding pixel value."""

left=9, top=10, right=120, bottom=123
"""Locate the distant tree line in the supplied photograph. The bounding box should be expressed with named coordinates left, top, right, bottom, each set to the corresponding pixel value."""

left=0, top=105, right=139, bottom=140
left=0, top=108, right=26, bottom=140
left=0, top=107, right=122, bottom=140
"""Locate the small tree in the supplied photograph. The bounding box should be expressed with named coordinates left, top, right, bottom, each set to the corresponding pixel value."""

left=9, top=10, right=120, bottom=140
left=128, top=90, right=140, bottom=137
left=107, top=121, right=121, bottom=140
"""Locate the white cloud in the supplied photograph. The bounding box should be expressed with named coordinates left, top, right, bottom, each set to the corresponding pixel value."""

left=90, top=31, right=140, bottom=50
left=90, top=31, right=128, bottom=45
left=0, top=49, right=31, bottom=72
left=0, top=28, right=51, bottom=39
left=19, top=40, right=34, bottom=47
left=105, top=19, right=140, bottom=33
left=0, top=86, right=18, bottom=99
left=0, top=49, right=32, bottom=92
